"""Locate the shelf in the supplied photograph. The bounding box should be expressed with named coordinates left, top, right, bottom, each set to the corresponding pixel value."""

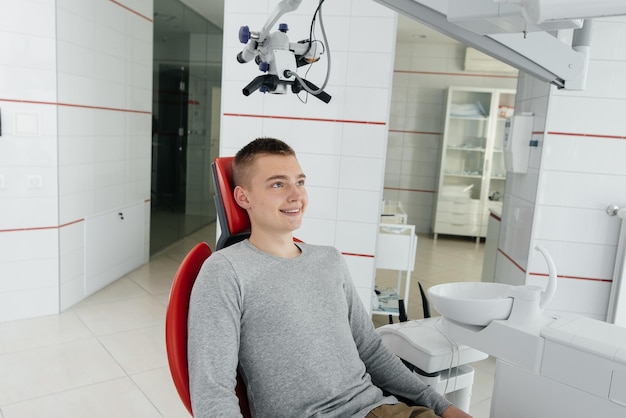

left=373, top=289, right=402, bottom=316
left=444, top=172, right=483, bottom=179
left=449, top=115, right=488, bottom=121
left=374, top=224, right=417, bottom=319
left=447, top=146, right=486, bottom=152
left=434, top=87, right=515, bottom=241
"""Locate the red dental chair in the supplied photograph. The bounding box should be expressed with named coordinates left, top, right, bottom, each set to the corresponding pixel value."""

left=212, top=156, right=251, bottom=250
left=164, top=156, right=252, bottom=417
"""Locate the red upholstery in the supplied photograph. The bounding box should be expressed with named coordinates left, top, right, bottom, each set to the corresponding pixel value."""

left=212, top=156, right=251, bottom=250
left=165, top=242, right=252, bottom=417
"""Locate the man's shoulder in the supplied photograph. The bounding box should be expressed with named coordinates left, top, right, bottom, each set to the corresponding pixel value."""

left=299, top=242, right=342, bottom=258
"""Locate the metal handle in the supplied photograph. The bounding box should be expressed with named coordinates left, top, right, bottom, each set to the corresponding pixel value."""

left=606, top=205, right=626, bottom=219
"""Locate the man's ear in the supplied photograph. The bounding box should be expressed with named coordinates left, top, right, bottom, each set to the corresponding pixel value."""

left=233, top=186, right=251, bottom=209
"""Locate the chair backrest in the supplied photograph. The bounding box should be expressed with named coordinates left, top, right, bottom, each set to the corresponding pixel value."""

left=211, top=156, right=251, bottom=250
left=165, top=241, right=252, bottom=417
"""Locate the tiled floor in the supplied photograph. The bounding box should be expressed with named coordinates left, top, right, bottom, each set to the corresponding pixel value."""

left=0, top=224, right=494, bottom=418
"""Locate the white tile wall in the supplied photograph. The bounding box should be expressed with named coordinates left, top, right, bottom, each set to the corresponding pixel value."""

left=497, top=19, right=626, bottom=319
left=0, top=229, right=60, bottom=321
left=0, top=0, right=152, bottom=322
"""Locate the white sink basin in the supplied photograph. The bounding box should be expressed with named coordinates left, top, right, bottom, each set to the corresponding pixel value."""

left=428, top=282, right=514, bottom=326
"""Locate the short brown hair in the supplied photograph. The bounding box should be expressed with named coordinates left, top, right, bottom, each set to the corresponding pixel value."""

left=232, top=137, right=296, bottom=187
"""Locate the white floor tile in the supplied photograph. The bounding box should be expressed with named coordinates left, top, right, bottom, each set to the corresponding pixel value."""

left=0, top=338, right=125, bottom=405
left=98, top=324, right=167, bottom=375
left=469, top=397, right=492, bottom=418
left=0, top=311, right=92, bottom=356
left=72, top=277, right=152, bottom=307
left=127, top=261, right=181, bottom=296
left=71, top=296, right=166, bottom=336
left=132, top=367, right=192, bottom=418
left=1, top=377, right=162, bottom=418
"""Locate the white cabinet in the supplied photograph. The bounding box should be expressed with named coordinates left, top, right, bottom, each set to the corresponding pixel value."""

left=433, top=87, right=515, bottom=241
left=373, top=223, right=417, bottom=319
left=85, top=203, right=145, bottom=295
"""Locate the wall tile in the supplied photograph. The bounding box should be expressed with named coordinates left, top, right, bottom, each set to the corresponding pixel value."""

left=538, top=170, right=626, bottom=209
left=305, top=186, right=338, bottom=220
left=547, top=95, right=626, bottom=137
left=348, top=16, right=397, bottom=53
left=0, top=1, right=56, bottom=38
left=494, top=250, right=526, bottom=286
left=334, top=221, right=378, bottom=256
left=342, top=124, right=388, bottom=158
left=261, top=119, right=344, bottom=156
left=534, top=206, right=618, bottom=245
left=296, top=217, right=336, bottom=246
left=343, top=254, right=376, bottom=312
left=589, top=19, right=626, bottom=61
left=528, top=273, right=612, bottom=317
left=297, top=153, right=341, bottom=188
left=337, top=189, right=381, bottom=224
left=529, top=239, right=616, bottom=283
left=346, top=52, right=395, bottom=89
left=0, top=286, right=59, bottom=322
left=342, top=86, right=391, bottom=122
left=542, top=135, right=626, bottom=176
left=339, top=156, right=384, bottom=191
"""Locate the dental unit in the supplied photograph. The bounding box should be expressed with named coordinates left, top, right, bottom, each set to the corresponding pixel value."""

left=379, top=245, right=626, bottom=417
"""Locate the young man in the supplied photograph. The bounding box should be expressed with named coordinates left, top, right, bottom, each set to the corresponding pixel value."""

left=188, top=138, right=472, bottom=418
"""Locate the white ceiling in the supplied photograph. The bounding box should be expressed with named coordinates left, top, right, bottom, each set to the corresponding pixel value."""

left=175, top=0, right=459, bottom=44
left=396, top=13, right=459, bottom=43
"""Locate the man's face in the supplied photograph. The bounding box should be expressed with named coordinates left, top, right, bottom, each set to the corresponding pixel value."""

left=236, top=153, right=308, bottom=235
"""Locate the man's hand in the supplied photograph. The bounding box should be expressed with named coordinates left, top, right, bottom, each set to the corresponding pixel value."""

left=441, top=405, right=473, bottom=418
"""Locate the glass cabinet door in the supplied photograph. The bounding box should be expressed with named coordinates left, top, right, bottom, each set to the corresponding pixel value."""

left=486, top=91, right=516, bottom=205
left=434, top=87, right=516, bottom=241
left=441, top=90, right=493, bottom=202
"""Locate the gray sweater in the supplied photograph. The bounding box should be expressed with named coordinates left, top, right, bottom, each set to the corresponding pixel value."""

left=187, top=240, right=451, bottom=417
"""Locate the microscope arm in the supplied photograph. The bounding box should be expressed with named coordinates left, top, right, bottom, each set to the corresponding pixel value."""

left=258, top=0, right=304, bottom=43
left=237, top=0, right=304, bottom=64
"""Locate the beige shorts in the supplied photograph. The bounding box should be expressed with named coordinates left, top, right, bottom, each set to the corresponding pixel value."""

left=366, top=402, right=440, bottom=418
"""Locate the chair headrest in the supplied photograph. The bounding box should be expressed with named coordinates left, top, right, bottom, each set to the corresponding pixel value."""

left=212, top=156, right=251, bottom=250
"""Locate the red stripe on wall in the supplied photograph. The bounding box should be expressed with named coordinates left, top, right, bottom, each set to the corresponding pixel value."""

left=489, top=211, right=502, bottom=222
left=0, top=98, right=151, bottom=115
left=0, top=218, right=85, bottom=234
left=223, top=113, right=386, bottom=126
left=342, top=252, right=375, bottom=258
left=109, top=0, right=153, bottom=22
left=58, top=102, right=152, bottom=114
left=498, top=248, right=613, bottom=283
left=548, top=131, right=626, bottom=140
left=531, top=272, right=613, bottom=283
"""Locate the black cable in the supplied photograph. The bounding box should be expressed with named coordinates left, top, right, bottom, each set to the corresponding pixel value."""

left=302, top=0, right=325, bottom=57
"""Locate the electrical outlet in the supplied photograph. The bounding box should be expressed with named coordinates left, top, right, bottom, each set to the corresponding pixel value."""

left=27, top=175, right=42, bottom=189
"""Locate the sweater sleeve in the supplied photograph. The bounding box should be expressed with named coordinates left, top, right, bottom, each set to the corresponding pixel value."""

left=187, top=253, right=244, bottom=418
left=340, top=260, right=452, bottom=416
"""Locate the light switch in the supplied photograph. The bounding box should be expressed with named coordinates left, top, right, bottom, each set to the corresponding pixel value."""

left=27, top=175, right=42, bottom=189
left=0, top=175, right=5, bottom=189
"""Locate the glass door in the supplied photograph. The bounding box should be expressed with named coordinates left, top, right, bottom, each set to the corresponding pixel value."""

left=150, top=0, right=223, bottom=254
